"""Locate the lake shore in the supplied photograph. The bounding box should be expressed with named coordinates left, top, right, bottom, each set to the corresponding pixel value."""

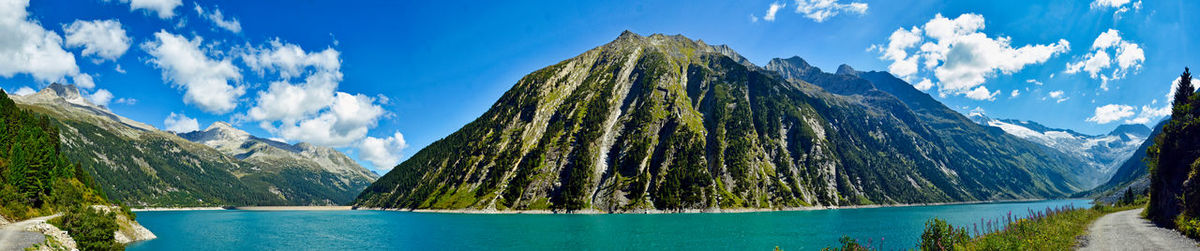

left=358, top=198, right=1086, bottom=214
left=131, top=206, right=353, bottom=212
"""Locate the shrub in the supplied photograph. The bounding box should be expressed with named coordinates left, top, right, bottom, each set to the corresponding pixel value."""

left=822, top=235, right=873, bottom=251
left=919, top=218, right=969, bottom=250
left=51, top=205, right=122, bottom=251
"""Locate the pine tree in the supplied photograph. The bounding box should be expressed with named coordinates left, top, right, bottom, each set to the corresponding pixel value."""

left=1173, top=67, right=1193, bottom=117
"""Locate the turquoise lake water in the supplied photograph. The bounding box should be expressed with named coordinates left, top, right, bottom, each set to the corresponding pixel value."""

left=126, top=199, right=1089, bottom=250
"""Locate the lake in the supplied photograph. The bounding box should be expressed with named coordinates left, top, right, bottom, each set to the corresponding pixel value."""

left=126, top=199, right=1090, bottom=250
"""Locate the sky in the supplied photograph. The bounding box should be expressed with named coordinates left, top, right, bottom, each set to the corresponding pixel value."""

left=0, top=0, right=1195, bottom=174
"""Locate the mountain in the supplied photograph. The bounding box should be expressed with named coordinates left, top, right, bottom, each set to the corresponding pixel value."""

left=178, top=122, right=377, bottom=204
left=967, top=114, right=1150, bottom=187
left=10, top=83, right=375, bottom=206
left=1087, top=120, right=1166, bottom=203
left=354, top=31, right=1084, bottom=212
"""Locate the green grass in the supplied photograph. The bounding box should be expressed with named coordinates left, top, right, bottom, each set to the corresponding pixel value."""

left=913, top=203, right=1144, bottom=250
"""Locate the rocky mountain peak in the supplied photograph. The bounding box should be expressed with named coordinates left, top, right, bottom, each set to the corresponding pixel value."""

left=27, top=83, right=93, bottom=107
left=836, top=64, right=858, bottom=76
left=1109, top=124, right=1152, bottom=138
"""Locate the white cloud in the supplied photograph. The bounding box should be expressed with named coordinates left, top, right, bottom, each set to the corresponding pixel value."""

left=0, top=0, right=85, bottom=85
left=880, top=27, right=922, bottom=77
left=964, top=86, right=998, bottom=100
left=913, top=78, right=933, bottom=91
left=240, top=41, right=388, bottom=148
left=1087, top=104, right=1135, bottom=124
left=63, top=19, right=131, bottom=62
left=750, top=14, right=759, bottom=23
left=1092, top=0, right=1142, bottom=18
left=1091, top=0, right=1131, bottom=8
left=113, top=0, right=182, bottom=19
left=793, top=0, right=867, bottom=22
left=764, top=2, right=786, bottom=22
left=194, top=4, right=241, bottom=33
left=163, top=112, right=199, bottom=132
left=1127, top=104, right=1170, bottom=124
left=114, top=97, right=136, bottom=105
left=358, top=132, right=409, bottom=171
left=143, top=30, right=245, bottom=114
left=243, top=40, right=342, bottom=122
left=72, top=73, right=94, bottom=89
left=1047, top=90, right=1070, bottom=103
left=1026, top=79, right=1043, bottom=85
left=274, top=92, right=386, bottom=147
left=1010, top=89, right=1020, bottom=97
left=876, top=13, right=1069, bottom=100
left=87, top=89, right=113, bottom=106
left=1064, top=29, right=1144, bottom=90
left=14, top=86, right=35, bottom=96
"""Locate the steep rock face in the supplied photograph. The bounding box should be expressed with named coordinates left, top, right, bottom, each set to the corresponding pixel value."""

left=11, top=84, right=373, bottom=206
left=355, top=32, right=1083, bottom=212
left=967, top=115, right=1149, bottom=187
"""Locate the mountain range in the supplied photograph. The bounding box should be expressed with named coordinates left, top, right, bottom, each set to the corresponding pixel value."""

left=968, top=114, right=1150, bottom=187
left=10, top=83, right=376, bottom=206
left=354, top=31, right=1087, bottom=212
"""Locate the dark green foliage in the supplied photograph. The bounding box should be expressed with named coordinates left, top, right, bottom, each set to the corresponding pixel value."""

left=919, top=218, right=969, bottom=250
left=1173, top=67, right=1193, bottom=109
left=0, top=89, right=126, bottom=247
left=0, top=90, right=107, bottom=219
left=51, top=205, right=122, bottom=251
left=821, top=235, right=873, bottom=251
left=1147, top=67, right=1200, bottom=227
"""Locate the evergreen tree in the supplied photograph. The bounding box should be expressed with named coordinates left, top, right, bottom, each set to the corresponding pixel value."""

left=1174, top=67, right=1193, bottom=117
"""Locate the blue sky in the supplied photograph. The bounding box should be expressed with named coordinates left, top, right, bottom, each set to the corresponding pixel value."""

left=0, top=0, right=1195, bottom=173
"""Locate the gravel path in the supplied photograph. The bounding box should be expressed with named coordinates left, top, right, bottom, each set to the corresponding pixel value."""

left=1079, top=208, right=1200, bottom=250
left=0, top=215, right=57, bottom=251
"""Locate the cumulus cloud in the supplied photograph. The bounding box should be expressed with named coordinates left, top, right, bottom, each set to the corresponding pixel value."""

left=874, top=13, right=1069, bottom=100
left=240, top=40, right=388, bottom=147
left=1087, top=104, right=1135, bottom=124
left=1091, top=0, right=1132, bottom=8
left=63, top=19, right=131, bottom=62
left=1010, top=89, right=1020, bottom=97
left=72, top=73, right=94, bottom=89
left=763, top=2, right=786, bottom=22
left=87, top=89, right=113, bottom=106
left=357, top=132, right=409, bottom=171
left=964, top=86, right=998, bottom=101
left=913, top=78, right=933, bottom=91
left=274, top=92, right=385, bottom=147
left=793, top=0, right=867, bottom=22
left=163, top=112, right=199, bottom=132
left=1092, top=0, right=1142, bottom=18
left=194, top=4, right=241, bottom=33
left=1046, top=90, right=1070, bottom=103
left=14, top=86, right=36, bottom=96
left=0, top=0, right=86, bottom=85
left=143, top=30, right=245, bottom=114
left=1064, top=29, right=1144, bottom=90
left=1127, top=104, right=1170, bottom=124
left=113, top=0, right=182, bottom=19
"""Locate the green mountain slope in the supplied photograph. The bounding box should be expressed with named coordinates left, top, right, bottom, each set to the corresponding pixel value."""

left=11, top=84, right=375, bottom=207
left=355, top=32, right=1084, bottom=212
